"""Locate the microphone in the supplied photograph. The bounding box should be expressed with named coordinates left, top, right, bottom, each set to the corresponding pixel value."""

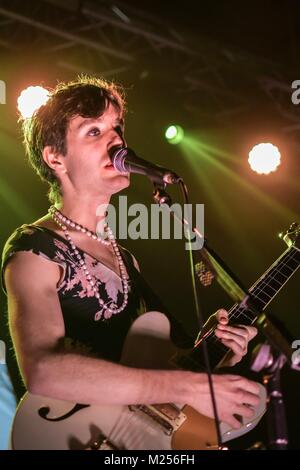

left=110, top=147, right=181, bottom=184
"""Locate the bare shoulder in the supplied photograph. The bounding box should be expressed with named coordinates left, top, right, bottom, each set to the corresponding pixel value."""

left=31, top=214, right=62, bottom=235
left=4, top=250, right=61, bottom=295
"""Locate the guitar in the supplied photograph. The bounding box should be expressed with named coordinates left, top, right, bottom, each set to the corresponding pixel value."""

left=11, top=224, right=300, bottom=450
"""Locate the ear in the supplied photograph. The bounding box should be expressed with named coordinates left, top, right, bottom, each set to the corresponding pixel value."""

left=42, top=146, right=67, bottom=175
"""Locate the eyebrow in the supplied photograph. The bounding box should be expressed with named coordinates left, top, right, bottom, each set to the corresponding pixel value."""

left=76, top=116, right=124, bottom=131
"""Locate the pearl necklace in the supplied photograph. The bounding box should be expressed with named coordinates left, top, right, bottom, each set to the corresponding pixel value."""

left=48, top=206, right=129, bottom=320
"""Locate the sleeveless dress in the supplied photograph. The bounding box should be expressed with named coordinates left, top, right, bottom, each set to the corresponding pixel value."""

left=1, top=225, right=192, bottom=363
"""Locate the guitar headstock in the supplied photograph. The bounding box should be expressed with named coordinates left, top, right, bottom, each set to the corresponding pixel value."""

left=280, top=222, right=300, bottom=249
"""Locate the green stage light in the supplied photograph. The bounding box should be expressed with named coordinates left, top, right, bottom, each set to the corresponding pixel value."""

left=165, top=125, right=184, bottom=144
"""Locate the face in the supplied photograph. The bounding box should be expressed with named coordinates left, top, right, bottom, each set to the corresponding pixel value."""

left=59, top=102, right=129, bottom=199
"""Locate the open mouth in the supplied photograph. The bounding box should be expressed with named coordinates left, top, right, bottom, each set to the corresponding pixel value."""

left=104, top=162, right=115, bottom=169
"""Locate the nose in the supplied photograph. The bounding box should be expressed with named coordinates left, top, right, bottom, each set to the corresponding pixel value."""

left=114, top=125, right=126, bottom=147
left=108, top=125, right=126, bottom=150
left=107, top=125, right=127, bottom=160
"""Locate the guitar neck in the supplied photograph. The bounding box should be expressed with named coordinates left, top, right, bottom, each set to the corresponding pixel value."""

left=186, top=245, right=300, bottom=371
left=231, top=244, right=300, bottom=321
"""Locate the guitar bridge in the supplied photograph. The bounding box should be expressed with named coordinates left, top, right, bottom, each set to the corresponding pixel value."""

left=129, top=404, right=186, bottom=436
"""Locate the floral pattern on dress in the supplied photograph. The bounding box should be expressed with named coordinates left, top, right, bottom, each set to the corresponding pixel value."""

left=1, top=224, right=149, bottom=360
left=1, top=225, right=139, bottom=329
left=51, top=238, right=130, bottom=321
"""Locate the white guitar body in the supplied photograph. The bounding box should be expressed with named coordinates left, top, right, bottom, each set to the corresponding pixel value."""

left=11, top=312, right=266, bottom=450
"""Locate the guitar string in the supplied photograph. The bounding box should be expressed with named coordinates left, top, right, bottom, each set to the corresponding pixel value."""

left=248, top=248, right=299, bottom=294
left=186, top=247, right=300, bottom=368
left=247, top=248, right=299, bottom=303
left=236, top=248, right=299, bottom=308
left=206, top=250, right=300, bottom=359
left=201, top=247, right=300, bottom=357
left=245, top=249, right=300, bottom=308
left=229, top=248, right=298, bottom=319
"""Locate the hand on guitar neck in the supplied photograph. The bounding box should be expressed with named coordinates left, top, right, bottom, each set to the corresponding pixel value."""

left=208, top=309, right=258, bottom=367
left=185, top=308, right=260, bottom=430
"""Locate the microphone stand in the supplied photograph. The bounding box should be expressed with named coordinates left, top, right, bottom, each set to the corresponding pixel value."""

left=251, top=342, right=289, bottom=449
left=152, top=183, right=223, bottom=448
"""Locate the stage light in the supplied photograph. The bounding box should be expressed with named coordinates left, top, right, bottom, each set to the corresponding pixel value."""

left=17, top=86, right=49, bottom=119
left=248, top=143, right=281, bottom=174
left=165, top=125, right=184, bottom=144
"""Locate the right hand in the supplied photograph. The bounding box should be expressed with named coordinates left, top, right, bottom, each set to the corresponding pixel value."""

left=189, top=373, right=262, bottom=429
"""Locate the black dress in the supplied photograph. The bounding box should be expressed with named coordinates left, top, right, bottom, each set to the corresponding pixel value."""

left=1, top=225, right=193, bottom=363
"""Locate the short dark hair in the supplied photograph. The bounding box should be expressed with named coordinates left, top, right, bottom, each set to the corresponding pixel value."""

left=21, top=75, right=126, bottom=204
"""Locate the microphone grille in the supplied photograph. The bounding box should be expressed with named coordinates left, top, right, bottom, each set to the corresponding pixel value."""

left=111, top=147, right=128, bottom=173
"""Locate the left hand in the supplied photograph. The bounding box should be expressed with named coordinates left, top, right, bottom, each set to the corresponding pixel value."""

left=214, top=309, right=257, bottom=367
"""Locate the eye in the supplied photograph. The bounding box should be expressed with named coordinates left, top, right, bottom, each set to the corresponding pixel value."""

left=87, top=127, right=101, bottom=137
left=114, top=125, right=124, bottom=138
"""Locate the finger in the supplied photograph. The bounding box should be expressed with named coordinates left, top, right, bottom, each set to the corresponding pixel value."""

left=237, top=380, right=261, bottom=397
left=222, top=413, right=242, bottom=430
left=226, top=376, right=262, bottom=396
left=215, top=329, right=248, bottom=350
left=219, top=338, right=245, bottom=357
left=216, top=323, right=250, bottom=338
left=217, top=323, right=257, bottom=341
left=237, top=390, right=261, bottom=407
left=243, top=325, right=257, bottom=340
left=234, top=404, right=255, bottom=419
left=215, top=309, right=229, bottom=325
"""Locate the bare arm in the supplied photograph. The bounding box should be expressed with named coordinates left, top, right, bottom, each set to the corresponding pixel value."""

left=5, top=252, right=261, bottom=429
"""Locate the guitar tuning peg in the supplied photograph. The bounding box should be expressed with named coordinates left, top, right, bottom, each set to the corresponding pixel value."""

left=280, top=222, right=299, bottom=239
left=289, top=222, right=299, bottom=232
left=281, top=222, right=300, bottom=248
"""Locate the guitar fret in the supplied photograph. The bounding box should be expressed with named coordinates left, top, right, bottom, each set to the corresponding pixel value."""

left=254, top=291, right=272, bottom=303
left=256, top=279, right=278, bottom=294
left=232, top=307, right=256, bottom=323
left=279, top=265, right=295, bottom=275
left=235, top=309, right=254, bottom=322
left=268, top=278, right=284, bottom=288
left=249, top=248, right=300, bottom=308
left=270, top=272, right=288, bottom=284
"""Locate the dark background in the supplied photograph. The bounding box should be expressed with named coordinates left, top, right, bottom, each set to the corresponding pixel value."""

left=0, top=0, right=300, bottom=449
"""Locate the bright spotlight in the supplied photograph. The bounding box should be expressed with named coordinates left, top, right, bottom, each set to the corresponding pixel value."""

left=165, top=125, right=184, bottom=144
left=248, top=143, right=281, bottom=174
left=17, top=86, right=49, bottom=119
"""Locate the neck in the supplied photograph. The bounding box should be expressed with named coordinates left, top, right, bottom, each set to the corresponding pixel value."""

left=55, top=194, right=111, bottom=235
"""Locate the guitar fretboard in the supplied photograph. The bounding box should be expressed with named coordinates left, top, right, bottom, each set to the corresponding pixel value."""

left=181, top=245, right=300, bottom=372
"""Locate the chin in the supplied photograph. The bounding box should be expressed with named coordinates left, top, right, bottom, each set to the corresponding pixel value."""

left=108, top=173, right=130, bottom=194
